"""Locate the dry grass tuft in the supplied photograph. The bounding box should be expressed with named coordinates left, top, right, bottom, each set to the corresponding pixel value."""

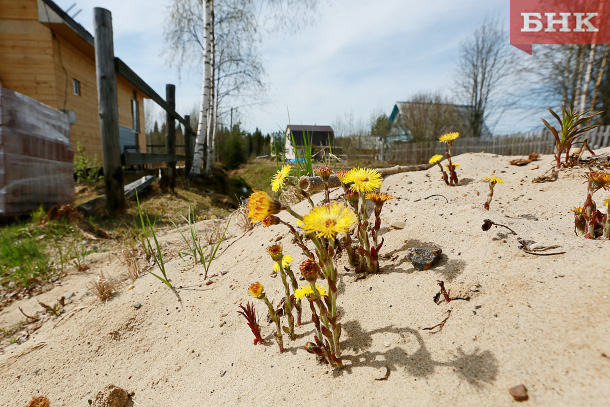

left=88, top=272, right=116, bottom=301
left=281, top=185, right=303, bottom=206
left=235, top=201, right=253, bottom=232
left=119, top=248, right=142, bottom=283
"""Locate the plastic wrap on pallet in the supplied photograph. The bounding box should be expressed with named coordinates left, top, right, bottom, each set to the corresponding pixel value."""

left=0, top=86, right=74, bottom=215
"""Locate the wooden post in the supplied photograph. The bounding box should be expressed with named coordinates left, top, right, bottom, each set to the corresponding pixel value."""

left=165, top=84, right=176, bottom=189
left=93, top=8, right=125, bottom=211
left=184, top=114, right=193, bottom=176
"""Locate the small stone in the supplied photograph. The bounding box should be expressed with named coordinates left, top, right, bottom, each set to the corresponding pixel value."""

left=384, top=342, right=391, bottom=348
left=405, top=248, right=442, bottom=271
left=65, top=291, right=75, bottom=299
left=205, top=280, right=214, bottom=286
left=133, top=303, right=142, bottom=309
left=221, top=270, right=228, bottom=275
left=509, top=384, right=529, bottom=402
left=390, top=221, right=406, bottom=230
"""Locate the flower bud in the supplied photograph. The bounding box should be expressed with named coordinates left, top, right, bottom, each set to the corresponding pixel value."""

left=300, top=259, right=321, bottom=282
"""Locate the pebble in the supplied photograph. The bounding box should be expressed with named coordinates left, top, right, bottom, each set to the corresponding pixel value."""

left=390, top=221, right=406, bottom=230
left=221, top=270, right=228, bottom=275
left=134, top=303, right=142, bottom=309
left=384, top=342, right=391, bottom=348
left=65, top=291, right=75, bottom=299
left=509, top=384, right=529, bottom=402
left=405, top=248, right=442, bottom=271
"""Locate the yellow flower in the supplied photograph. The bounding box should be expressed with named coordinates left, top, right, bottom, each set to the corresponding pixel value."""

left=439, top=132, right=460, bottom=143
left=570, top=206, right=584, bottom=214
left=604, top=197, right=609, bottom=206
left=248, top=190, right=282, bottom=223
left=585, top=171, right=610, bottom=192
left=429, top=154, right=443, bottom=164
left=483, top=176, right=504, bottom=184
left=346, top=167, right=383, bottom=193
left=336, top=170, right=349, bottom=184
left=273, top=255, right=293, bottom=272
left=445, top=163, right=461, bottom=170
left=365, top=192, right=393, bottom=205
left=294, top=284, right=327, bottom=300
left=249, top=282, right=264, bottom=298
left=271, top=165, right=291, bottom=192
left=299, top=202, right=356, bottom=240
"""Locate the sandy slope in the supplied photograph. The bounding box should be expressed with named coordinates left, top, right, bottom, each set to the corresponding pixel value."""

left=1, top=151, right=609, bottom=407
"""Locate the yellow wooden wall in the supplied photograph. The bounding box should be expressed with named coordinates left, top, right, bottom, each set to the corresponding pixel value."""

left=0, top=0, right=57, bottom=107
left=0, top=0, right=147, bottom=161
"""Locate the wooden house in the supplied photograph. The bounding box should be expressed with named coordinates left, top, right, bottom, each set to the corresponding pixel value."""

left=0, top=0, right=147, bottom=160
left=388, top=101, right=491, bottom=142
left=285, top=125, right=334, bottom=160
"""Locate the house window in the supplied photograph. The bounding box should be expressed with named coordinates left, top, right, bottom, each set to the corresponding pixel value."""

left=72, top=79, right=80, bottom=96
left=131, top=95, right=139, bottom=132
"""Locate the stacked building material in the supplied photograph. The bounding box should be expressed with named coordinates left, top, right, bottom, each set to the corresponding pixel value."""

left=0, top=87, right=74, bottom=215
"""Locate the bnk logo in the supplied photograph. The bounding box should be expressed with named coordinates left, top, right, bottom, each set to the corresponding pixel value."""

left=510, top=0, right=610, bottom=54
left=521, top=13, right=598, bottom=33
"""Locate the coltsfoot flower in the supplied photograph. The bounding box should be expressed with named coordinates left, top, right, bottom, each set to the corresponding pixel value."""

left=346, top=167, right=383, bottom=193
left=267, top=244, right=284, bottom=262
left=248, top=190, right=282, bottom=223
left=429, top=154, right=443, bottom=164
left=483, top=176, right=504, bottom=184
left=262, top=215, right=281, bottom=227
left=585, top=171, right=610, bottom=192
left=271, top=165, right=291, bottom=192
left=445, top=163, right=461, bottom=170
left=336, top=170, right=349, bottom=184
left=300, top=259, right=321, bottom=282
left=299, top=202, right=356, bottom=240
left=316, top=167, right=333, bottom=181
left=439, top=132, right=460, bottom=143
left=365, top=192, right=393, bottom=205
left=294, top=284, right=327, bottom=300
left=249, top=282, right=264, bottom=298
left=272, top=255, right=293, bottom=272
left=570, top=206, right=584, bottom=214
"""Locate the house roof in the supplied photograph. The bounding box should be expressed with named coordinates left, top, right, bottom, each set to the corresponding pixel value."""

left=286, top=125, right=334, bottom=133
left=40, top=0, right=93, bottom=45
left=389, top=102, right=492, bottom=138
left=285, top=125, right=334, bottom=147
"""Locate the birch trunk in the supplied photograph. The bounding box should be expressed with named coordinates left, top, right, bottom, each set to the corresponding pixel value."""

left=590, top=45, right=610, bottom=111
left=572, top=45, right=586, bottom=110
left=205, top=6, right=216, bottom=175
left=580, top=44, right=597, bottom=111
left=189, top=0, right=213, bottom=178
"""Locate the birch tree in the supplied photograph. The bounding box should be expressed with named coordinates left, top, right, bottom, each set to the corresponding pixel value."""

left=164, top=0, right=322, bottom=177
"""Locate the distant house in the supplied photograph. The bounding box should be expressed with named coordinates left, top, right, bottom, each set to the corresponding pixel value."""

left=387, top=102, right=491, bottom=142
left=285, top=125, right=334, bottom=160
left=0, top=0, right=148, bottom=160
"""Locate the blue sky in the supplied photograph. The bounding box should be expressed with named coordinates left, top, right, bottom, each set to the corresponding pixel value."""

left=54, top=0, right=539, bottom=135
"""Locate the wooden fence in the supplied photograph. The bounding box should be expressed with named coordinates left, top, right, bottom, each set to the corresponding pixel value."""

left=384, top=126, right=610, bottom=165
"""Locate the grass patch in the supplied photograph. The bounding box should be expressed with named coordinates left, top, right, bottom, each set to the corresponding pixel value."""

left=229, top=163, right=279, bottom=195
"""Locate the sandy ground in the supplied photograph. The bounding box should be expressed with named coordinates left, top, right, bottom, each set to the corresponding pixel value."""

left=1, top=150, right=609, bottom=407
